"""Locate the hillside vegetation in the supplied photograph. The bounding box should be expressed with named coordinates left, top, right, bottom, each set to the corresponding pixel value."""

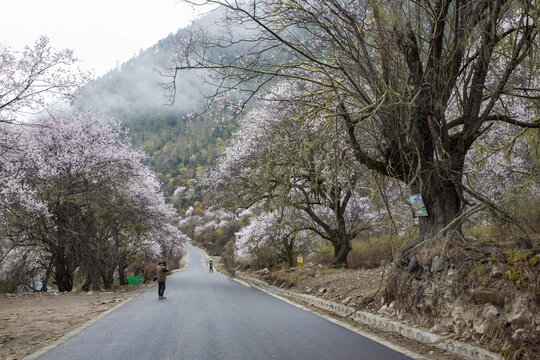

left=75, top=14, right=239, bottom=211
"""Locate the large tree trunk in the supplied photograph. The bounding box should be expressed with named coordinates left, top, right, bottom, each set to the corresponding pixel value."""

left=101, top=268, right=115, bottom=290
left=118, top=264, right=127, bottom=286
left=286, top=242, right=294, bottom=267
left=40, top=257, right=54, bottom=292
left=418, top=183, right=461, bottom=240
left=81, top=274, right=92, bottom=292
left=331, top=203, right=353, bottom=267
left=399, top=175, right=462, bottom=264
left=53, top=249, right=74, bottom=292
left=117, top=248, right=128, bottom=285
left=332, top=235, right=352, bottom=267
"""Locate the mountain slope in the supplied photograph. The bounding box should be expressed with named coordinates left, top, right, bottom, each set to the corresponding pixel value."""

left=75, top=10, right=237, bottom=210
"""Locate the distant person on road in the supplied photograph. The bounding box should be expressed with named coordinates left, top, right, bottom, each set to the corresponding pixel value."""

left=209, top=259, right=213, bottom=274
left=155, top=261, right=169, bottom=299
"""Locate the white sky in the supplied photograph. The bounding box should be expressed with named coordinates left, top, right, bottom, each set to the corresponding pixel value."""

left=1, top=0, right=203, bottom=76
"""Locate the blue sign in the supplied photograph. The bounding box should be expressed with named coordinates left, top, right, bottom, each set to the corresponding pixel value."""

left=409, top=194, right=428, bottom=217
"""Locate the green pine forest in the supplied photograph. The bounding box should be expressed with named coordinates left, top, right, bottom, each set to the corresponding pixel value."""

left=131, top=111, right=235, bottom=210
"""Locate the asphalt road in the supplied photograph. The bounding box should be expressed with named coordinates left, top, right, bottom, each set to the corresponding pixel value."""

left=35, top=245, right=412, bottom=360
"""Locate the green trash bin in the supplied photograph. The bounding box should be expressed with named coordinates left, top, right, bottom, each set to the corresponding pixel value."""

left=126, top=275, right=144, bottom=286
left=113, top=275, right=144, bottom=286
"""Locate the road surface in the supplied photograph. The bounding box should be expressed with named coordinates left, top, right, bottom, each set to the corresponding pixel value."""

left=35, top=245, right=412, bottom=360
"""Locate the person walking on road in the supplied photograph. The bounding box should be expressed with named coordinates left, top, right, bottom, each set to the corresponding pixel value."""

left=155, top=261, right=169, bottom=299
left=209, top=259, right=213, bottom=273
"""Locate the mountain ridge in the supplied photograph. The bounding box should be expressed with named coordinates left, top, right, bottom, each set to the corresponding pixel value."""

left=75, top=10, right=237, bottom=211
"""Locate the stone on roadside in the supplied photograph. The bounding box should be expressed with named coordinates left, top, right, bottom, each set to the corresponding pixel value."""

left=489, top=267, right=504, bottom=279
left=482, top=303, right=499, bottom=320
left=431, top=255, right=444, bottom=273
left=473, top=320, right=489, bottom=334
left=512, top=328, right=526, bottom=340
left=507, top=312, right=530, bottom=327
left=471, top=289, right=505, bottom=306
left=342, top=296, right=352, bottom=305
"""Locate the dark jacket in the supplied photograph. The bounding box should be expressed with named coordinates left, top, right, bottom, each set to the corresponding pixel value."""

left=156, top=264, right=169, bottom=282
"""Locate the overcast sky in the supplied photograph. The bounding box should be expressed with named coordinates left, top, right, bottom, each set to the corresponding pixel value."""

left=1, top=0, right=204, bottom=76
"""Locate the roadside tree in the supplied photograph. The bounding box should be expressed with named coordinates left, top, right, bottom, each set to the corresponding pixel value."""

left=171, top=0, right=540, bottom=262
left=204, top=83, right=375, bottom=265
left=236, top=208, right=309, bottom=267
left=23, top=113, right=185, bottom=291
left=0, top=37, right=90, bottom=289
left=0, top=36, right=91, bottom=123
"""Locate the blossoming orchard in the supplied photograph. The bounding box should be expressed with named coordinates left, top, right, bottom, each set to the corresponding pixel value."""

left=0, top=38, right=186, bottom=292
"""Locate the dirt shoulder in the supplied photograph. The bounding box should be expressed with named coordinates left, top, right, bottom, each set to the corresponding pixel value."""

left=244, top=264, right=390, bottom=312
left=0, top=287, right=147, bottom=360
left=1, top=251, right=189, bottom=360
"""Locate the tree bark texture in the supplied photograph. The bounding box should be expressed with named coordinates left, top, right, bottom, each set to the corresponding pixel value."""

left=53, top=249, right=73, bottom=292
left=332, top=235, right=352, bottom=267
left=118, top=265, right=127, bottom=286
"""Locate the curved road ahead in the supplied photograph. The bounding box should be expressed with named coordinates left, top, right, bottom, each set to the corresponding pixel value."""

left=35, top=245, right=412, bottom=360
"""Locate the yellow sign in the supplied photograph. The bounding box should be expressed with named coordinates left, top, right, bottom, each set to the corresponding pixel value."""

left=296, top=255, right=304, bottom=266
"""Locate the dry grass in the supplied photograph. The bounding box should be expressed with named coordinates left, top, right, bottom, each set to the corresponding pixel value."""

left=248, top=245, right=277, bottom=270
left=309, top=244, right=334, bottom=265
left=347, top=236, right=400, bottom=269
left=515, top=196, right=540, bottom=235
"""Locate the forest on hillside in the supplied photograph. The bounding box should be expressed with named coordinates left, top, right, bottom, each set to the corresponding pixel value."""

left=74, top=9, right=244, bottom=212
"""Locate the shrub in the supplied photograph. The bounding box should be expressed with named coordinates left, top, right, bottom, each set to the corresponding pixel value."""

left=465, top=223, right=518, bottom=245
left=0, top=248, right=42, bottom=293
left=515, top=196, right=540, bottom=235
left=347, top=236, right=397, bottom=269
left=249, top=245, right=277, bottom=270
left=309, top=244, right=333, bottom=266
left=142, top=262, right=158, bottom=282
left=222, top=240, right=236, bottom=276
left=383, top=270, right=410, bottom=306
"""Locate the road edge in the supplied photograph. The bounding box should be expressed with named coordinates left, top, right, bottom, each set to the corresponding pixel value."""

left=234, top=274, right=502, bottom=360
left=23, top=246, right=190, bottom=360
left=231, top=277, right=429, bottom=360
left=23, top=292, right=142, bottom=360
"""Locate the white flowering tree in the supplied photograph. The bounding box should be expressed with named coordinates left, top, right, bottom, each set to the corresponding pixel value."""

left=0, top=36, right=91, bottom=123
left=31, top=113, right=186, bottom=291
left=204, top=82, right=375, bottom=266
left=0, top=37, right=91, bottom=291
left=463, top=121, right=539, bottom=231
left=0, top=37, right=90, bottom=251
left=235, top=208, right=309, bottom=267
left=0, top=112, right=186, bottom=292
left=186, top=208, right=250, bottom=259
left=0, top=38, right=185, bottom=291
left=172, top=0, right=540, bottom=264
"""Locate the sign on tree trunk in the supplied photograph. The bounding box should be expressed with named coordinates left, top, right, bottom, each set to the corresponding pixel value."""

left=409, top=194, right=428, bottom=217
